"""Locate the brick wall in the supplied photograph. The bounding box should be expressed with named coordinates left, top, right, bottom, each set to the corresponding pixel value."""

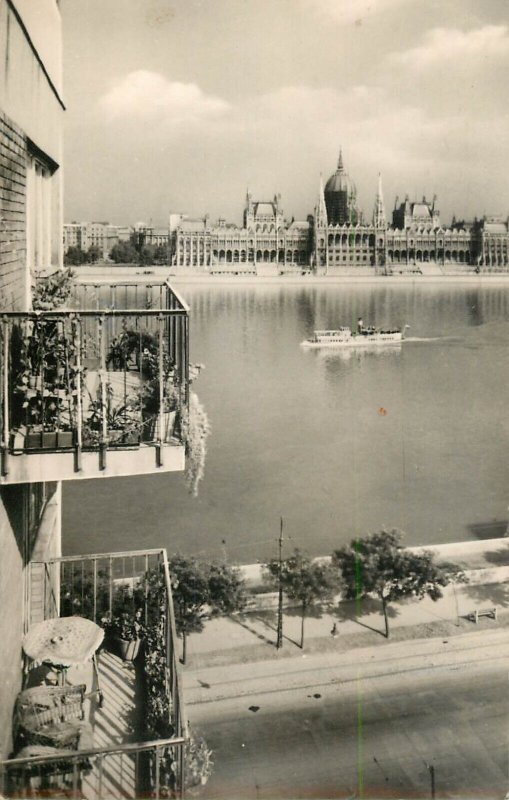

left=0, top=110, right=27, bottom=311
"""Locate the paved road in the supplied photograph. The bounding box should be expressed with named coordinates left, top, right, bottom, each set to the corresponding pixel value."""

left=185, top=631, right=509, bottom=799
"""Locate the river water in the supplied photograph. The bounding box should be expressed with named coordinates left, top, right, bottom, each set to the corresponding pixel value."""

left=63, top=281, right=509, bottom=563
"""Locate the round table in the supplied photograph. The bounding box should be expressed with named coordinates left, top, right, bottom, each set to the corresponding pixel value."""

left=23, top=617, right=104, bottom=668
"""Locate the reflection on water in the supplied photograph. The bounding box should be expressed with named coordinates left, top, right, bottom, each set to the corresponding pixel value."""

left=64, top=283, right=509, bottom=562
left=305, top=344, right=402, bottom=364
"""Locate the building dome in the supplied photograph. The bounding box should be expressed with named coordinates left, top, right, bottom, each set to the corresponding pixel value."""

left=325, top=151, right=356, bottom=195
left=324, top=149, right=358, bottom=225
left=325, top=150, right=356, bottom=195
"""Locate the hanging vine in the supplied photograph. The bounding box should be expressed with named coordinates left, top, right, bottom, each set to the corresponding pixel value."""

left=180, top=392, right=211, bottom=497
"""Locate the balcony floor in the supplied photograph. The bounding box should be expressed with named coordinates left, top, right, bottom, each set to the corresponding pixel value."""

left=69, top=649, right=141, bottom=799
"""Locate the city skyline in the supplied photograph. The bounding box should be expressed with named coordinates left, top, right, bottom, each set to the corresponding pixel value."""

left=62, top=0, right=509, bottom=227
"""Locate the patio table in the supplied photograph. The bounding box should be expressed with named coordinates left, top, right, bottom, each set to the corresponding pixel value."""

left=23, top=616, right=104, bottom=704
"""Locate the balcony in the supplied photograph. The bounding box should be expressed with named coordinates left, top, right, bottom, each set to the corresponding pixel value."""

left=0, top=283, right=189, bottom=483
left=0, top=548, right=188, bottom=799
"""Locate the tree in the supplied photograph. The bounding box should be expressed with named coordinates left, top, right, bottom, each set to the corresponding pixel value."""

left=169, top=556, right=246, bottom=663
left=110, top=240, right=139, bottom=264
left=264, top=548, right=338, bottom=648
left=139, top=244, right=157, bottom=265
left=64, top=246, right=87, bottom=266
left=86, top=244, right=101, bottom=263
left=169, top=555, right=210, bottom=665
left=153, top=244, right=169, bottom=264
left=207, top=562, right=246, bottom=617
left=332, top=529, right=462, bottom=639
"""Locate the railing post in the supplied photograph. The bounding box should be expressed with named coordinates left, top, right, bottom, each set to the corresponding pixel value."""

left=157, top=314, right=164, bottom=467
left=73, top=316, right=83, bottom=472
left=72, top=757, right=79, bottom=798
left=93, top=558, right=97, bottom=623
left=154, top=745, right=161, bottom=800
left=1, top=317, right=9, bottom=476
left=184, top=313, right=189, bottom=408
left=98, top=316, right=108, bottom=470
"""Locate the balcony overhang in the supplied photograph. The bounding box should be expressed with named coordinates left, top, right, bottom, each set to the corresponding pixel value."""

left=0, top=296, right=190, bottom=483
left=0, top=441, right=185, bottom=484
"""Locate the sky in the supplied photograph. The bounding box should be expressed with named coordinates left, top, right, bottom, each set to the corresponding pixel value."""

left=62, top=0, right=509, bottom=227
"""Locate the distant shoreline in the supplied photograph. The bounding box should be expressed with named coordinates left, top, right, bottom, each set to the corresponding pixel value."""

left=75, top=265, right=509, bottom=287
left=169, top=272, right=509, bottom=286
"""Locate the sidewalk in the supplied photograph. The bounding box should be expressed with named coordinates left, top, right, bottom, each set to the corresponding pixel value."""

left=182, top=538, right=509, bottom=670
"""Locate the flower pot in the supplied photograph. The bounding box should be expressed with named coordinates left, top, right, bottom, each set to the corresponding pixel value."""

left=116, top=637, right=141, bottom=662
left=121, top=431, right=141, bottom=446
left=107, top=429, right=123, bottom=445
left=25, top=430, right=43, bottom=449
left=42, top=432, right=57, bottom=449
left=56, top=431, right=74, bottom=448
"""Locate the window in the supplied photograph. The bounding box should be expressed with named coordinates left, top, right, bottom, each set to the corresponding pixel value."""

left=26, top=145, right=58, bottom=272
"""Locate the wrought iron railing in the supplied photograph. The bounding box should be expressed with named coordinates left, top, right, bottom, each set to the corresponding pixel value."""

left=0, top=548, right=188, bottom=798
left=0, top=736, right=186, bottom=799
left=0, top=301, right=189, bottom=474
left=68, top=277, right=189, bottom=315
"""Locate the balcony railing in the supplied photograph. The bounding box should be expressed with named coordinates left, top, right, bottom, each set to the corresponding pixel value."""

left=68, top=276, right=188, bottom=314
left=0, top=548, right=188, bottom=799
left=0, top=296, right=189, bottom=482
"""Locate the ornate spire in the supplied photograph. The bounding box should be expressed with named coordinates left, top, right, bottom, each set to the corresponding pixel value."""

left=316, top=173, right=328, bottom=227
left=373, top=172, right=386, bottom=228
left=337, top=148, right=344, bottom=172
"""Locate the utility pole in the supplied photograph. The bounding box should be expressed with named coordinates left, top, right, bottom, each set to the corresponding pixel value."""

left=276, top=516, right=284, bottom=649
left=424, top=762, right=435, bottom=799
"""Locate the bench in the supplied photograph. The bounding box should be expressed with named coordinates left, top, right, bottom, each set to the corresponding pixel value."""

left=468, top=607, right=497, bottom=624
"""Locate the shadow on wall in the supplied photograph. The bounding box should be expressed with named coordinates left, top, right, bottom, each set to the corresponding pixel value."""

left=0, top=485, right=24, bottom=560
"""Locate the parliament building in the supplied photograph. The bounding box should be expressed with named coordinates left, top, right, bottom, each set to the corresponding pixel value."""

left=169, top=150, right=509, bottom=275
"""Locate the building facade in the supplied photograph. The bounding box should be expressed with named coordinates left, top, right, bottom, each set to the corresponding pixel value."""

left=0, top=0, right=65, bottom=755
left=63, top=221, right=131, bottom=260
left=170, top=193, right=311, bottom=272
left=1, top=5, right=189, bottom=793
left=170, top=150, right=509, bottom=275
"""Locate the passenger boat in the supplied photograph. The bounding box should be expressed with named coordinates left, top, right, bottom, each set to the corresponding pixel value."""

left=301, top=318, right=405, bottom=348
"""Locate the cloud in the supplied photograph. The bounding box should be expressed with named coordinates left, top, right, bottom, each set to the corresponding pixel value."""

left=304, top=0, right=409, bottom=25
left=98, top=70, right=230, bottom=123
left=390, top=25, right=509, bottom=70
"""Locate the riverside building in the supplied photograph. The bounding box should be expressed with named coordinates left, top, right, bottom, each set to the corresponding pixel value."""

left=170, top=150, right=509, bottom=275
left=1, top=3, right=189, bottom=795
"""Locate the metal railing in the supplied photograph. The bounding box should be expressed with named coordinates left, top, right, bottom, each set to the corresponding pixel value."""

left=0, top=736, right=186, bottom=799
left=68, top=277, right=189, bottom=315
left=0, top=548, right=188, bottom=799
left=0, top=302, right=189, bottom=475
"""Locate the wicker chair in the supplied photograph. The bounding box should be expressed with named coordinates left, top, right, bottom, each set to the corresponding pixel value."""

left=14, top=684, right=90, bottom=750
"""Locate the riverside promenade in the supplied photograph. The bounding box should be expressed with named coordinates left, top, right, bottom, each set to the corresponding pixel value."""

left=182, top=537, right=509, bottom=673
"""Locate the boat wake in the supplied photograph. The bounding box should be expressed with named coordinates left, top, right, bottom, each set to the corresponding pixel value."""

left=404, top=336, right=461, bottom=343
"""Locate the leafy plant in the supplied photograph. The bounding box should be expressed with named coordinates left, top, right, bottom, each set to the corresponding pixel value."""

left=183, top=731, right=214, bottom=791
left=12, top=318, right=79, bottom=433
left=169, top=555, right=245, bottom=664
left=180, top=392, right=210, bottom=496
left=169, top=555, right=210, bottom=665
left=102, top=609, right=143, bottom=641
left=264, top=548, right=339, bottom=648
left=32, top=268, right=74, bottom=310
left=332, top=529, right=465, bottom=638
left=83, top=382, right=142, bottom=444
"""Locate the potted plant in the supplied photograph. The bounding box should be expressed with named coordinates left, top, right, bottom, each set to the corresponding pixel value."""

left=12, top=317, right=78, bottom=451
left=84, top=383, right=142, bottom=448
left=102, top=609, right=143, bottom=662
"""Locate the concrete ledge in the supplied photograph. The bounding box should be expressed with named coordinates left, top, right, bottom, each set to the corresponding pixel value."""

left=1, top=443, right=185, bottom=483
